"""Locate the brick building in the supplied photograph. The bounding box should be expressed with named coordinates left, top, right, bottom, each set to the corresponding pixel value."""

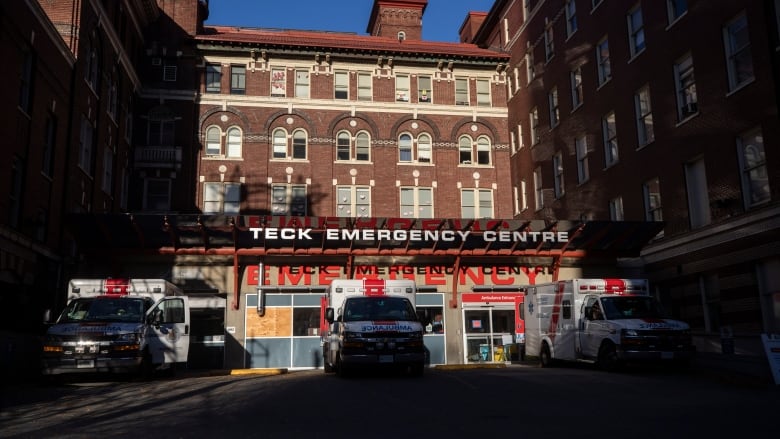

left=475, top=0, right=780, bottom=346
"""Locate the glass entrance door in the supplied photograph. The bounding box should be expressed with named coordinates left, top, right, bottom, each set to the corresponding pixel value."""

left=463, top=307, right=515, bottom=363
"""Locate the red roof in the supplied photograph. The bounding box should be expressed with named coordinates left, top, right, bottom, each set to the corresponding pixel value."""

left=196, top=26, right=509, bottom=61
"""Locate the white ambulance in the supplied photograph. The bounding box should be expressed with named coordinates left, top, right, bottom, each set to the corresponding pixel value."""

left=322, top=279, right=425, bottom=377
left=42, top=278, right=191, bottom=377
left=524, top=278, right=695, bottom=370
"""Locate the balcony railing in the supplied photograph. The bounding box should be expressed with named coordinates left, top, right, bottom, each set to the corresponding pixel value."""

left=134, top=146, right=182, bottom=169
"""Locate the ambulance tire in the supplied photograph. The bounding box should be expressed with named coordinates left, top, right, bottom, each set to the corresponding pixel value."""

left=597, top=342, right=622, bottom=372
left=540, top=343, right=554, bottom=368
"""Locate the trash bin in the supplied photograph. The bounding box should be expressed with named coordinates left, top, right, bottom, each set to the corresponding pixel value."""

left=720, top=326, right=734, bottom=355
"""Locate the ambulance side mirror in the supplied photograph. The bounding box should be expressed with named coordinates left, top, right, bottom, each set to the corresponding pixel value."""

left=325, top=307, right=334, bottom=324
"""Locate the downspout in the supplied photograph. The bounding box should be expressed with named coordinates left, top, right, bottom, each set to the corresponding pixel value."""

left=232, top=251, right=240, bottom=310
left=449, top=255, right=461, bottom=308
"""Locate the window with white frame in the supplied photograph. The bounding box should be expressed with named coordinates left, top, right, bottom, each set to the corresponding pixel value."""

left=530, top=107, right=539, bottom=145
left=461, top=188, right=493, bottom=219
left=476, top=79, right=491, bottom=106
left=609, top=196, right=624, bottom=220
left=737, top=128, right=770, bottom=207
left=565, top=0, right=578, bottom=37
left=643, top=177, right=663, bottom=221
left=513, top=67, right=520, bottom=94
left=400, top=187, right=433, bottom=218
left=399, top=133, right=413, bottom=162
left=458, top=136, right=491, bottom=165
left=271, top=184, right=307, bottom=216
left=271, top=67, right=286, bottom=97
left=336, top=131, right=371, bottom=162
left=575, top=136, right=589, bottom=184
left=684, top=158, right=711, bottom=228
left=553, top=152, right=564, bottom=198
left=418, top=75, right=432, bottom=103
left=145, top=178, right=172, bottom=212
left=102, top=146, right=114, bottom=194
left=226, top=127, right=242, bottom=158
left=206, top=64, right=221, bottom=93
left=337, top=186, right=371, bottom=217
left=627, top=6, right=646, bottom=58
left=526, top=51, right=535, bottom=83
left=295, top=69, right=310, bottom=98
left=476, top=137, right=490, bottom=165
left=724, top=13, right=754, bottom=91
left=204, top=182, right=240, bottom=214
left=596, top=37, right=611, bottom=85
left=230, top=65, right=245, bottom=94
left=205, top=126, right=221, bottom=156
left=675, top=54, right=698, bottom=120
left=272, top=128, right=307, bottom=160
left=602, top=111, right=618, bottom=166
left=417, top=134, right=432, bottom=163
left=510, top=132, right=517, bottom=154
left=335, top=71, right=349, bottom=99
left=459, top=136, right=472, bottom=164
left=517, top=124, right=524, bottom=150
left=396, top=74, right=410, bottom=102
left=635, top=85, right=654, bottom=146
left=357, top=72, right=372, bottom=101
left=571, top=67, right=583, bottom=109
left=544, top=24, right=554, bottom=61
left=79, top=116, right=94, bottom=175
left=455, top=78, right=469, bottom=105
left=548, top=87, right=559, bottom=127
left=667, top=0, right=687, bottom=25
left=533, top=167, right=543, bottom=210
left=514, top=181, right=528, bottom=213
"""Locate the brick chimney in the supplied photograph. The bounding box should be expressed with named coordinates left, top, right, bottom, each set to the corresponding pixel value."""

left=367, top=0, right=428, bottom=41
left=459, top=11, right=488, bottom=43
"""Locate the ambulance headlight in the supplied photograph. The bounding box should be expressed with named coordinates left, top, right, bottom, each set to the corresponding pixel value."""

left=117, top=333, right=140, bottom=342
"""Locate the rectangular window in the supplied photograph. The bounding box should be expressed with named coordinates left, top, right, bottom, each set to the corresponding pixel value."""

left=667, top=0, right=688, bottom=24
left=685, top=158, right=711, bottom=228
left=548, top=87, right=559, bottom=127
left=570, top=67, right=583, bottom=108
left=335, top=71, right=349, bottom=99
left=530, top=107, right=539, bottom=145
left=737, top=129, right=770, bottom=207
left=396, top=74, right=410, bottom=102
left=145, top=179, right=171, bottom=212
left=565, top=0, right=578, bottom=37
left=596, top=37, right=611, bottom=85
left=107, top=76, right=118, bottom=120
left=526, top=52, right=535, bottom=84
left=675, top=54, right=697, bottom=120
left=455, top=78, right=469, bottom=105
left=230, top=65, right=246, bottom=94
left=102, top=146, right=114, bottom=194
left=149, top=120, right=175, bottom=146
left=205, top=182, right=241, bottom=214
left=602, top=111, right=618, bottom=166
left=400, top=187, right=433, bottom=218
left=724, top=13, right=754, bottom=91
left=295, top=69, right=309, bottom=98
left=533, top=167, right=543, bottom=210
left=79, top=116, right=94, bottom=174
left=163, top=64, right=177, bottom=82
left=544, top=25, right=554, bottom=61
left=337, top=186, right=370, bottom=218
left=42, top=114, right=56, bottom=177
left=553, top=152, right=564, bottom=198
left=635, top=85, right=654, bottom=146
left=461, top=189, right=493, bottom=219
left=643, top=177, right=663, bottom=221
left=575, top=136, right=589, bottom=184
left=271, top=68, right=286, bottom=97
left=357, top=72, right=372, bottom=101
left=272, top=184, right=306, bottom=216
left=627, top=6, right=646, bottom=57
left=476, top=79, right=490, bottom=106
left=206, top=64, right=221, bottom=93
left=609, top=197, right=624, bottom=221
left=418, top=75, right=432, bottom=103
left=518, top=124, right=524, bottom=150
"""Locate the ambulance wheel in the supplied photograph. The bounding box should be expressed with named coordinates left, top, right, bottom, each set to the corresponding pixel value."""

left=598, top=342, right=622, bottom=372
left=540, top=343, right=553, bottom=368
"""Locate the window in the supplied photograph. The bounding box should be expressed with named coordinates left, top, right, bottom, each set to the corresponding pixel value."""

left=79, top=116, right=94, bottom=174
left=102, top=146, right=114, bottom=194
left=635, top=85, right=654, bottom=146
left=206, top=64, right=221, bottom=93
left=609, top=197, right=624, bottom=220
left=459, top=136, right=472, bottom=164
left=724, top=13, right=754, bottom=91
left=204, top=182, right=241, bottom=214
left=457, top=136, right=490, bottom=166
left=596, top=37, right=611, bottom=85
left=526, top=52, right=535, bottom=84
left=295, top=69, right=309, bottom=98
left=107, top=74, right=118, bottom=119
left=530, top=107, right=539, bottom=145
left=396, top=74, right=410, bottom=102
left=335, top=71, right=348, bottom=99
left=476, top=79, right=490, bottom=106
left=513, top=67, right=520, bottom=94
left=357, top=72, right=372, bottom=101
left=675, top=54, right=697, bottom=120
left=476, top=136, right=491, bottom=165
left=544, top=25, right=554, bottom=61
left=514, top=182, right=528, bottom=213
left=272, top=128, right=287, bottom=159
left=553, top=152, right=564, bottom=198
left=226, top=127, right=242, bottom=158
left=533, top=167, right=543, bottom=210
left=205, top=126, right=221, bottom=156
left=399, top=133, right=433, bottom=163
left=565, top=0, right=578, bottom=37
left=737, top=129, right=770, bottom=207
left=548, top=87, right=559, bottom=127
left=148, top=114, right=175, bottom=146
left=455, top=78, right=469, bottom=105
left=42, top=114, right=56, bottom=177
left=461, top=189, right=493, bottom=218
left=602, top=112, right=618, bottom=166
left=144, top=178, right=172, bottom=211
left=627, top=6, right=646, bottom=58
left=418, top=75, right=432, bottom=103
left=575, top=136, right=589, bottom=184
left=85, top=36, right=100, bottom=91
left=292, top=130, right=307, bottom=159
left=400, top=187, right=433, bottom=218
left=19, top=47, right=33, bottom=113
left=230, top=65, right=245, bottom=94
left=163, top=63, right=177, bottom=82
left=667, top=0, right=687, bottom=24
left=272, top=128, right=307, bottom=160
left=570, top=67, right=583, bottom=109
left=271, top=184, right=307, bottom=216
left=417, top=134, right=432, bottom=163
left=517, top=124, right=524, bottom=150
left=271, top=68, right=286, bottom=97
left=684, top=158, right=710, bottom=228
left=643, top=178, right=663, bottom=221
left=337, top=186, right=370, bottom=217
left=336, top=131, right=371, bottom=162
left=398, top=31, right=406, bottom=41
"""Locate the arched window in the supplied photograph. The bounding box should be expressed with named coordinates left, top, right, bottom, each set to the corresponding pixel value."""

left=417, top=134, right=432, bottom=163
left=337, top=132, right=351, bottom=161
left=292, top=129, right=307, bottom=159
left=206, top=126, right=221, bottom=155
left=336, top=131, right=371, bottom=162
left=226, top=127, right=242, bottom=158
left=398, top=31, right=406, bottom=42
left=272, top=128, right=287, bottom=159
left=459, top=136, right=473, bottom=164
left=477, top=136, right=491, bottom=165
left=356, top=132, right=370, bottom=161
left=399, top=133, right=413, bottom=162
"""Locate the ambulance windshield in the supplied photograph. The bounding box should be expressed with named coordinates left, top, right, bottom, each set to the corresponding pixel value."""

left=59, top=297, right=151, bottom=323
left=342, top=297, right=416, bottom=322
left=600, top=296, right=669, bottom=320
